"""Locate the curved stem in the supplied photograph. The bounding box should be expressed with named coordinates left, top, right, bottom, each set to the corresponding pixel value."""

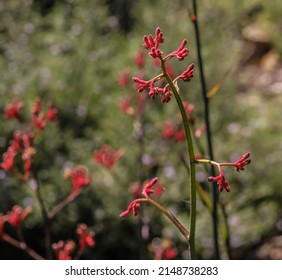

left=190, top=0, right=220, bottom=259
left=146, top=198, right=190, bottom=242
left=48, top=191, right=80, bottom=220
left=160, top=57, right=197, bottom=259
left=2, top=234, right=45, bottom=260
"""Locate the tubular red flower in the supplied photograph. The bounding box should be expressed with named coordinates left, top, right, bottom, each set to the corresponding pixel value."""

left=208, top=169, right=231, bottom=192
left=120, top=200, right=141, bottom=218
left=175, top=128, right=185, bottom=142
left=134, top=50, right=146, bottom=69
left=160, top=86, right=172, bottom=103
left=152, top=239, right=178, bottom=260
left=143, top=27, right=164, bottom=58
left=32, top=97, right=42, bottom=116
left=76, top=224, right=95, bottom=250
left=143, top=34, right=155, bottom=49
left=177, top=63, right=194, bottom=82
left=142, top=177, right=158, bottom=198
left=233, top=152, right=251, bottom=172
left=4, top=98, right=23, bottom=120
left=119, top=68, right=131, bottom=87
left=149, top=47, right=163, bottom=58
left=52, top=240, right=75, bottom=260
left=132, top=77, right=151, bottom=93
left=68, top=166, right=91, bottom=193
left=169, top=39, right=189, bottom=61
left=0, top=146, right=17, bottom=171
left=94, top=145, right=123, bottom=169
left=162, top=121, right=175, bottom=140
left=7, top=205, right=31, bottom=229
left=155, top=27, right=164, bottom=45
left=46, top=102, right=57, bottom=121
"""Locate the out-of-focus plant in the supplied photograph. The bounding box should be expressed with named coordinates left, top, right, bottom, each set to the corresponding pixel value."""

left=0, top=98, right=94, bottom=260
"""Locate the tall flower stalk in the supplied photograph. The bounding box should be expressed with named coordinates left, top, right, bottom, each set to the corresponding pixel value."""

left=121, top=27, right=251, bottom=260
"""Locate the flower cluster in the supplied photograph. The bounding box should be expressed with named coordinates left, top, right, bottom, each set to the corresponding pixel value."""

left=120, top=177, right=159, bottom=218
left=207, top=152, right=251, bottom=192
left=0, top=131, right=35, bottom=180
left=0, top=205, right=31, bottom=236
left=7, top=205, right=32, bottom=230
left=132, top=27, right=194, bottom=103
left=161, top=101, right=205, bottom=143
left=76, top=223, right=95, bottom=251
left=32, top=97, right=57, bottom=132
left=52, top=224, right=94, bottom=260
left=4, top=98, right=23, bottom=120
left=149, top=239, right=178, bottom=260
left=52, top=240, right=75, bottom=260
left=65, top=166, right=91, bottom=194
left=1, top=98, right=57, bottom=180
left=94, top=145, right=124, bottom=169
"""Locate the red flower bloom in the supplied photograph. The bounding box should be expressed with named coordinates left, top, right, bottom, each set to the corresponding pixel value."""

left=175, top=128, right=185, bottom=142
left=120, top=200, right=141, bottom=218
left=134, top=50, right=146, bottom=69
left=76, top=224, right=95, bottom=250
left=120, top=178, right=164, bottom=218
left=119, top=68, right=131, bottom=87
left=32, top=115, right=47, bottom=131
left=177, top=63, right=194, bottom=82
left=7, top=205, right=31, bottom=229
left=32, top=97, right=42, bottom=116
left=208, top=170, right=231, bottom=192
left=119, top=96, right=135, bottom=115
left=168, top=39, right=189, bottom=61
left=132, top=77, right=151, bottom=93
left=142, top=177, right=158, bottom=198
left=4, top=98, right=23, bottom=120
left=151, top=239, right=178, bottom=260
left=46, top=101, right=57, bottom=121
left=52, top=240, right=75, bottom=260
left=143, top=27, right=164, bottom=58
left=67, top=166, right=91, bottom=193
left=162, top=121, right=175, bottom=140
left=160, top=86, right=172, bottom=103
left=233, top=152, right=251, bottom=172
left=0, top=146, right=17, bottom=171
left=94, top=145, right=123, bottom=169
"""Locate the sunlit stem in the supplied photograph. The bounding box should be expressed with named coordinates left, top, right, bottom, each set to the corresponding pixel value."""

left=159, top=56, right=197, bottom=259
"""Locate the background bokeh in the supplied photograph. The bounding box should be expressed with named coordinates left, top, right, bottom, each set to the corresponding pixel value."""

left=0, top=0, right=282, bottom=260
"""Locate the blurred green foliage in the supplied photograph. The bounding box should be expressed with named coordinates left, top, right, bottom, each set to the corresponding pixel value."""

left=0, top=0, right=282, bottom=259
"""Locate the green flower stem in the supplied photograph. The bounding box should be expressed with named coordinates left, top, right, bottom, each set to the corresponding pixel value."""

left=160, top=57, right=197, bottom=259
left=146, top=197, right=190, bottom=242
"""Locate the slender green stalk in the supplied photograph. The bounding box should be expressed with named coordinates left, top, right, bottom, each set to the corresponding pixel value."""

left=190, top=0, right=220, bottom=259
left=160, top=57, right=197, bottom=259
left=146, top=198, right=190, bottom=241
